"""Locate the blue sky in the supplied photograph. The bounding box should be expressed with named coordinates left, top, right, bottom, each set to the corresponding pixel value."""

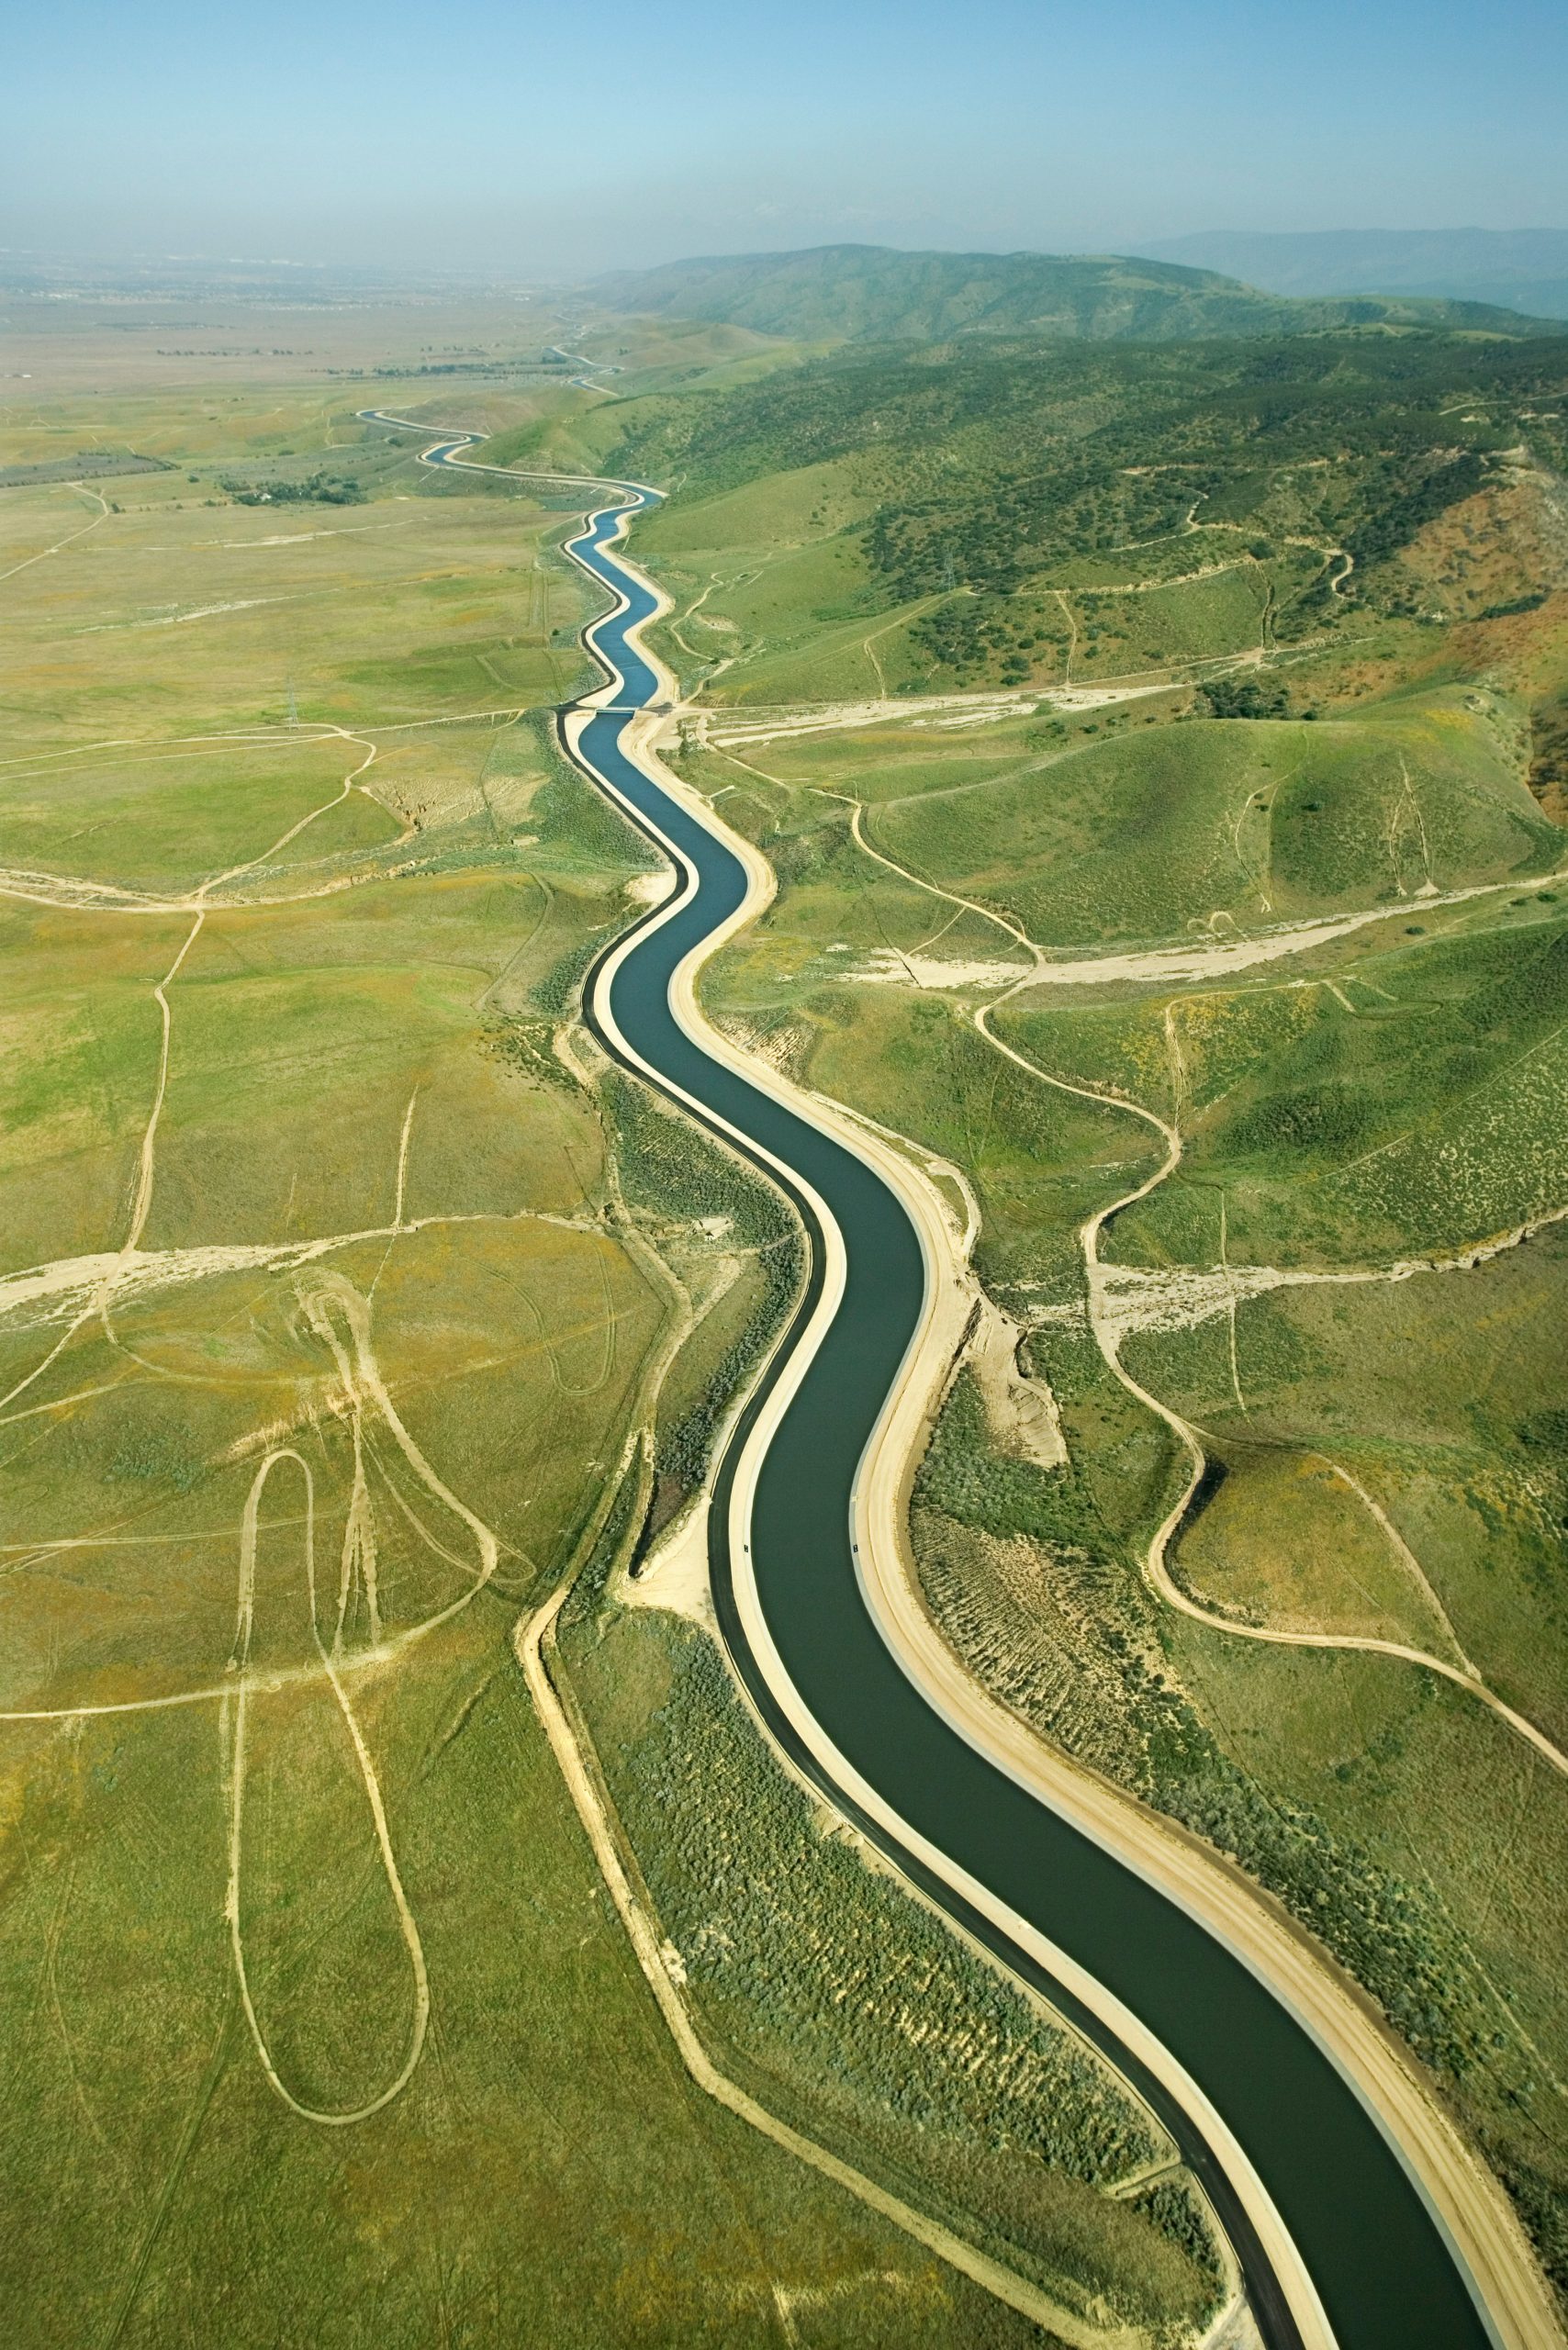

left=5, top=0, right=1566, bottom=273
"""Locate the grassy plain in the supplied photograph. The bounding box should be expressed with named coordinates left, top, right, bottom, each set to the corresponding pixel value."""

left=1, top=304, right=1266, bottom=2348
left=0, top=473, right=588, bottom=745
left=4, top=346, right=892, bottom=2348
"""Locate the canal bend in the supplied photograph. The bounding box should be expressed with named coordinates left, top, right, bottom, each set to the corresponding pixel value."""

left=399, top=423, right=1496, bottom=2350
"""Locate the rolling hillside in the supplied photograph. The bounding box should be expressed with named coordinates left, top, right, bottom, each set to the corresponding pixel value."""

left=592, top=241, right=1560, bottom=343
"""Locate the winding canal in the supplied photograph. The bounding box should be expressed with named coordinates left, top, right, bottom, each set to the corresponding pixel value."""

left=371, top=415, right=1504, bottom=2350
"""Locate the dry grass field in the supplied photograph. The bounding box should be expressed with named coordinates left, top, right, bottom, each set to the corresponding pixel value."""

left=1, top=302, right=1251, bottom=2350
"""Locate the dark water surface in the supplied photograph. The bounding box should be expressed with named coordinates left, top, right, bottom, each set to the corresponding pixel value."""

left=496, top=466, right=1492, bottom=2350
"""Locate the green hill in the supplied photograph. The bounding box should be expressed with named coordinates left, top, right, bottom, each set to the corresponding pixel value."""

left=607, top=330, right=1568, bottom=669
left=593, top=242, right=1558, bottom=344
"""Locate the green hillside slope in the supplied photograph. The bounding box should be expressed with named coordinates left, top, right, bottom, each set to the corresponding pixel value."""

left=593, top=242, right=1559, bottom=343
left=603, top=325, right=1568, bottom=702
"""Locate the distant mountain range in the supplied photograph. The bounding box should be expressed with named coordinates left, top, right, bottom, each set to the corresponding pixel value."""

left=593, top=242, right=1561, bottom=343
left=1138, top=229, right=1568, bottom=321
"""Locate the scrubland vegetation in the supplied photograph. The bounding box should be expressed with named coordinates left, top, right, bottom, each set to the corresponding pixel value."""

left=604, top=1070, right=803, bottom=1513
left=596, top=242, right=1562, bottom=347
left=586, top=319, right=1568, bottom=721
left=560, top=1582, right=1226, bottom=2341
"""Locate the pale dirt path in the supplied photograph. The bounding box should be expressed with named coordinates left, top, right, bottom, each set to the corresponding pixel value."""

left=708, top=693, right=1035, bottom=745
left=976, top=868, right=1565, bottom=991
left=826, top=783, right=1568, bottom=1750
left=0, top=867, right=323, bottom=916
left=0, top=725, right=354, bottom=779
left=562, top=506, right=1561, bottom=2350
left=0, top=906, right=205, bottom=1416
left=0, top=722, right=395, bottom=920
left=125, top=912, right=204, bottom=1252
left=1093, top=1202, right=1568, bottom=1348
left=195, top=726, right=381, bottom=901
left=0, top=1205, right=600, bottom=1351
left=0, top=1263, right=510, bottom=1727
left=219, top=1271, right=499, bottom=2122
left=665, top=572, right=725, bottom=668
left=1055, top=589, right=1080, bottom=682
left=0, top=709, right=527, bottom=778
left=0, top=482, right=109, bottom=586
left=825, top=792, right=1039, bottom=972
left=972, top=1004, right=1568, bottom=1781
left=745, top=746, right=1566, bottom=997
left=7, top=1260, right=501, bottom=2118
left=1057, top=513, right=1351, bottom=608
left=0, top=862, right=409, bottom=919
left=1059, top=555, right=1260, bottom=598
left=691, top=755, right=1042, bottom=994
left=690, top=661, right=1196, bottom=756
left=1311, top=1453, right=1473, bottom=1670
left=857, top=593, right=946, bottom=699
left=121, top=520, right=420, bottom=554
left=223, top=1446, right=429, bottom=2125
left=78, top=592, right=299, bottom=635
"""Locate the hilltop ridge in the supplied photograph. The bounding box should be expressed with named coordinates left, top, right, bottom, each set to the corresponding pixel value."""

left=592, top=241, right=1560, bottom=342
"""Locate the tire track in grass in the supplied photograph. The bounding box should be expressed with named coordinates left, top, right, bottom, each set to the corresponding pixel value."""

left=223, top=1445, right=429, bottom=2125
left=824, top=778, right=1568, bottom=1766
left=972, top=1000, right=1568, bottom=1778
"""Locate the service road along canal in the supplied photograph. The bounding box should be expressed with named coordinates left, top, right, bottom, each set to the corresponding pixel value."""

left=369, top=412, right=1540, bottom=2350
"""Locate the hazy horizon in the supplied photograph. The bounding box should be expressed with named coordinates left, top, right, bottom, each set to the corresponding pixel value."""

left=6, top=229, right=1568, bottom=289
left=6, top=0, right=1567, bottom=280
